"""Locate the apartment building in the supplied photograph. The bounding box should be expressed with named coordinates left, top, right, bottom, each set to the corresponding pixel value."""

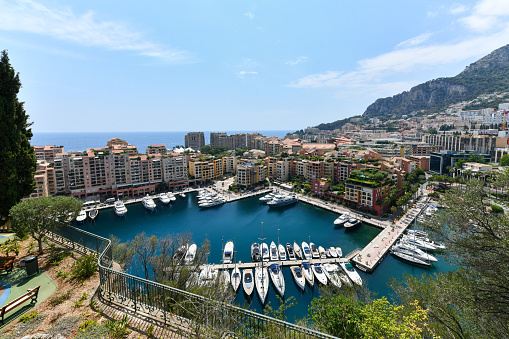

left=210, top=132, right=228, bottom=147
left=404, top=143, right=442, bottom=156
left=423, top=134, right=501, bottom=155
left=33, top=145, right=64, bottom=162
left=407, top=155, right=430, bottom=171
left=106, top=138, right=138, bottom=156
left=184, top=132, right=205, bottom=150
left=231, top=133, right=247, bottom=149
left=29, top=161, right=57, bottom=199
left=235, top=162, right=267, bottom=187
left=344, top=180, right=390, bottom=215
left=146, top=144, right=167, bottom=155
left=276, top=159, right=291, bottom=182
left=247, top=133, right=262, bottom=148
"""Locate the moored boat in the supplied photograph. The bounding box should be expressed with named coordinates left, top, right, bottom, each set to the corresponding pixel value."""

left=269, top=263, right=285, bottom=297
left=301, top=261, right=314, bottom=287
left=391, top=249, right=431, bottom=266
left=340, top=261, right=363, bottom=286
left=344, top=217, right=361, bottom=228
left=184, top=244, right=197, bottom=264
left=159, top=193, right=171, bottom=204
left=231, top=266, right=241, bottom=292
left=334, top=214, right=349, bottom=226
left=114, top=200, right=127, bottom=216
left=180, top=193, right=186, bottom=198
left=393, top=242, right=438, bottom=262
left=286, top=243, right=296, bottom=260
left=293, top=242, right=303, bottom=260
left=199, top=265, right=218, bottom=286
left=142, top=195, right=156, bottom=211
left=301, top=242, right=312, bottom=260
left=76, top=210, right=87, bottom=223
left=290, top=266, right=305, bottom=291
left=318, top=246, right=327, bottom=259
left=323, top=263, right=342, bottom=288
left=309, top=242, right=320, bottom=259
left=255, top=265, right=269, bottom=304
left=88, top=208, right=98, bottom=221
left=251, top=242, right=261, bottom=262
left=270, top=242, right=279, bottom=261
left=243, top=269, right=254, bottom=296
left=223, top=241, right=234, bottom=264
left=278, top=244, right=287, bottom=260
left=267, top=195, right=298, bottom=207
left=167, top=193, right=177, bottom=201
left=262, top=243, right=269, bottom=262
left=328, top=247, right=338, bottom=258
left=312, top=263, right=328, bottom=285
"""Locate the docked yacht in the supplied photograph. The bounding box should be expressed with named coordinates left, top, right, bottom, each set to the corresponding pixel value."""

left=89, top=208, right=98, bottom=221
left=309, top=243, right=320, bottom=259
left=323, top=263, right=342, bottom=288
left=259, top=192, right=276, bottom=202
left=391, top=249, right=431, bottom=266
left=393, top=242, right=438, bottom=262
left=290, top=266, right=305, bottom=291
left=335, top=246, right=343, bottom=257
left=270, top=242, right=279, bottom=261
left=199, top=265, right=218, bottom=286
left=76, top=210, right=87, bottom=223
left=293, top=242, right=303, bottom=260
left=223, top=241, right=234, bottom=264
left=312, top=264, right=328, bottom=285
left=267, top=195, right=298, bottom=207
left=328, top=247, right=338, bottom=258
left=406, top=231, right=446, bottom=249
left=401, top=235, right=437, bottom=251
left=255, top=265, right=269, bottom=304
left=261, top=243, right=269, bottom=262
left=114, top=200, right=127, bottom=216
left=180, top=193, right=186, bottom=198
left=425, top=204, right=438, bottom=216
left=269, top=263, right=285, bottom=297
left=251, top=242, right=261, bottom=262
left=301, top=262, right=314, bottom=287
left=334, top=214, right=349, bottom=226
left=301, top=242, right=312, bottom=260
left=286, top=243, right=296, bottom=260
left=142, top=195, right=156, bottom=211
left=167, top=193, right=177, bottom=201
left=344, top=217, right=361, bottom=228
left=199, top=198, right=226, bottom=208
left=340, top=261, right=363, bottom=286
left=278, top=244, right=287, bottom=260
left=242, top=269, right=254, bottom=296
left=220, top=270, right=230, bottom=285
left=184, top=244, right=197, bottom=265
left=318, top=246, right=327, bottom=259
left=159, top=193, right=171, bottom=204
left=231, top=266, right=241, bottom=292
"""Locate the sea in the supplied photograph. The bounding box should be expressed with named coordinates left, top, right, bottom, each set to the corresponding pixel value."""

left=30, top=131, right=293, bottom=152
left=75, top=193, right=454, bottom=323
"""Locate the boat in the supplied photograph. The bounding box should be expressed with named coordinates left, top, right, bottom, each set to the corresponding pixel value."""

left=293, top=242, right=303, bottom=260
left=270, top=242, right=279, bottom=261
left=88, top=208, right=98, bottom=221
left=242, top=269, right=254, bottom=296
left=309, top=243, right=320, bottom=259
left=223, top=241, right=234, bottom=264
left=269, top=263, right=285, bottom=297
left=393, top=242, right=438, bottom=262
left=158, top=193, right=171, bottom=204
left=76, top=210, right=87, bottom=223
left=199, top=198, right=226, bottom=208
left=301, top=262, right=314, bottom=287
left=323, top=263, right=342, bottom=288
left=406, top=231, right=446, bottom=250
left=328, top=247, right=338, bottom=258
left=184, top=244, right=197, bottom=264
left=336, top=246, right=343, bottom=257
left=312, top=263, right=328, bottom=285
left=142, top=195, right=156, bottom=211
left=278, top=244, right=287, bottom=260
left=318, top=246, right=327, bottom=259
left=251, top=242, right=261, bottom=262
left=259, top=192, right=276, bottom=202
left=262, top=243, right=269, bottom=262
left=391, top=249, right=431, bottom=266
left=198, top=265, right=218, bottom=286
left=333, top=214, right=349, bottom=226
left=425, top=204, right=438, bottom=216
left=401, top=235, right=437, bottom=251
left=290, top=266, right=306, bottom=291
left=180, top=193, right=186, bottom=198
left=114, top=200, right=128, bottom=216
left=286, top=243, right=296, bottom=260
left=406, top=229, right=429, bottom=238
left=167, top=193, right=177, bottom=201
left=173, top=244, right=187, bottom=262
left=340, top=261, right=363, bottom=286
left=301, top=242, right=312, bottom=260
left=344, top=217, right=361, bottom=228
left=231, top=266, right=241, bottom=292
left=267, top=195, right=298, bottom=207
left=337, top=265, right=352, bottom=286
left=255, top=265, right=269, bottom=304
left=220, top=270, right=230, bottom=285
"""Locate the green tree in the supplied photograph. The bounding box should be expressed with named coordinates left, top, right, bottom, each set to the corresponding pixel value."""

left=500, top=154, right=509, bottom=166
left=0, top=50, right=37, bottom=222
left=9, top=196, right=82, bottom=254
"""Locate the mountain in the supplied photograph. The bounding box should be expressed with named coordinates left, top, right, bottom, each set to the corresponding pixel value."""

left=362, top=44, right=509, bottom=118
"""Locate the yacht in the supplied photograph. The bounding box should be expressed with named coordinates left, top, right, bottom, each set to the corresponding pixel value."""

left=301, top=262, right=314, bottom=287
left=337, top=265, right=352, bottom=286
left=255, top=265, right=269, bottom=304
left=242, top=269, right=254, bottom=296
left=267, top=195, right=298, bottom=207
left=328, top=247, right=338, bottom=258
left=290, top=266, right=305, bottom=291
left=293, top=242, right=303, bottom=260
left=199, top=198, right=226, bottom=208
left=223, top=241, right=234, bottom=264
left=114, top=200, right=127, bottom=217
left=401, top=235, right=437, bottom=251
left=406, top=231, right=446, bottom=250
left=425, top=204, right=438, bottom=216
left=393, top=242, right=438, bottom=262
left=301, top=242, right=312, bottom=260
left=220, top=270, right=230, bottom=285
left=167, top=193, right=177, bottom=201
left=391, top=249, right=431, bottom=266
left=88, top=208, right=98, bottom=221
left=278, top=244, right=287, bottom=260
left=180, top=193, right=186, bottom=198
left=231, top=267, right=241, bottom=292
left=158, top=193, right=171, bottom=204
left=199, top=265, right=218, bottom=286
left=76, top=210, right=87, bottom=223
left=261, top=243, right=269, bottom=262
left=323, top=263, right=342, bottom=288
left=318, top=246, right=327, bottom=259
left=251, top=242, right=261, bottom=262
left=335, top=246, right=343, bottom=257
left=270, top=242, right=279, bottom=261
left=259, top=192, right=276, bottom=202
left=334, top=214, right=349, bottom=226
left=344, top=217, right=361, bottom=228
left=309, top=243, right=320, bottom=259
left=269, top=263, right=285, bottom=297
left=184, top=244, right=197, bottom=265
left=312, top=263, right=328, bottom=285
left=286, top=243, right=296, bottom=260
left=340, top=261, right=363, bottom=286
left=142, top=195, right=156, bottom=211
left=406, top=229, right=429, bottom=238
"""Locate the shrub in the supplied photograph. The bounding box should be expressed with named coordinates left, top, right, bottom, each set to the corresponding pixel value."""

left=491, top=204, right=504, bottom=213
left=49, top=289, right=73, bottom=307
left=106, top=314, right=131, bottom=338
left=71, top=254, right=98, bottom=280
left=19, top=310, right=38, bottom=323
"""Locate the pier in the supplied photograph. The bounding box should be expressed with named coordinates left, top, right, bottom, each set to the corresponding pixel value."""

left=199, top=257, right=347, bottom=270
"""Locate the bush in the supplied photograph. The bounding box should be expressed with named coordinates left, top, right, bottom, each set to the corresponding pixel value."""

left=491, top=204, right=504, bottom=213
left=71, top=254, right=98, bottom=280
left=19, top=310, right=38, bottom=323
left=49, top=289, right=73, bottom=307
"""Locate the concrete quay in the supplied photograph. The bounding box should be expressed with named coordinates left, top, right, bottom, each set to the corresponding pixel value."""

left=199, top=257, right=347, bottom=271
left=351, top=197, right=429, bottom=272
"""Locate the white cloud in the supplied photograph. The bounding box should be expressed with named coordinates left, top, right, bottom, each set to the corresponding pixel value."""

left=427, top=11, right=439, bottom=18
left=450, top=4, right=469, bottom=14
left=459, top=0, right=509, bottom=32
left=286, top=56, right=308, bottom=66
left=0, top=0, right=193, bottom=63
left=396, top=32, right=432, bottom=48
left=244, top=11, right=254, bottom=20
left=238, top=71, right=258, bottom=78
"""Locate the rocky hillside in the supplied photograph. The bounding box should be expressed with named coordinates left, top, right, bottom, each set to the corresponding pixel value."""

left=362, top=44, right=509, bottom=118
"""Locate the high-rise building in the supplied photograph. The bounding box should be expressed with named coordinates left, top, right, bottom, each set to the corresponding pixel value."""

left=210, top=132, right=227, bottom=147
left=184, top=132, right=205, bottom=150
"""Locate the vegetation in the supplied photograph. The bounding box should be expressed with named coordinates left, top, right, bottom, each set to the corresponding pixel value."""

left=500, top=154, right=509, bottom=166
left=19, top=310, right=38, bottom=323
left=199, top=145, right=229, bottom=155
left=9, top=196, right=82, bottom=254
left=71, top=254, right=98, bottom=280
left=0, top=50, right=37, bottom=223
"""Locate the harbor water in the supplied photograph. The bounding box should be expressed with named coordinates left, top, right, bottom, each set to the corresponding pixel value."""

left=78, top=192, right=454, bottom=322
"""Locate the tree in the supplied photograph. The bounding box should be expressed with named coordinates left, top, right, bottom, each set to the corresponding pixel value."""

left=500, top=154, right=509, bottom=166
left=0, top=50, right=37, bottom=222
left=9, top=196, right=82, bottom=254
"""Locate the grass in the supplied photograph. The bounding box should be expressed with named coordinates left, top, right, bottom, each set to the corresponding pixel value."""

left=18, top=310, right=38, bottom=323
left=47, top=316, right=81, bottom=337
left=49, top=289, right=73, bottom=307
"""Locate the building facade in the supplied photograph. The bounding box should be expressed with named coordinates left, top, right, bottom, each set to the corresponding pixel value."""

left=184, top=132, right=205, bottom=150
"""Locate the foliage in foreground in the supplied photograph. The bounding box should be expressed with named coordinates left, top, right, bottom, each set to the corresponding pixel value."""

left=71, top=254, right=98, bottom=280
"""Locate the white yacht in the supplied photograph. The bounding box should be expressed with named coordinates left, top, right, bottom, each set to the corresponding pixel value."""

left=76, top=210, right=87, bottom=223
left=242, top=269, right=254, bottom=296
left=259, top=192, right=276, bottom=202
left=334, top=214, right=349, bottom=226
left=301, top=242, right=312, bottom=260
left=199, top=198, right=226, bottom=208
left=199, top=265, right=218, bottom=286
left=158, top=193, right=171, bottom=204
left=340, top=261, right=363, bottom=286
left=335, top=246, right=343, bottom=257
left=255, top=265, right=269, bottom=304
left=270, top=242, right=279, bottom=261
left=278, top=244, right=287, bottom=260
left=293, top=242, right=303, bottom=260
left=184, top=244, right=197, bottom=265
left=328, top=247, right=338, bottom=258
left=406, top=231, right=446, bottom=250
left=114, top=201, right=127, bottom=216
left=262, top=243, right=269, bottom=262
left=179, top=193, right=186, bottom=198
left=223, top=241, right=234, bottom=264
left=89, top=208, right=98, bottom=221
left=290, top=266, right=305, bottom=291
left=391, top=250, right=431, bottom=266
left=286, top=243, right=296, bottom=260
left=318, top=246, right=327, bottom=259
left=312, top=263, right=328, bottom=285
left=344, top=217, right=361, bottom=228
left=425, top=204, right=438, bottom=216
left=231, top=266, right=241, bottom=292
left=323, top=263, right=342, bottom=288
left=401, top=235, right=437, bottom=251
left=269, top=263, right=285, bottom=297
left=301, top=261, right=314, bottom=287
left=167, top=193, right=177, bottom=201
left=267, top=195, right=298, bottom=207
left=309, top=243, right=320, bottom=259
left=251, top=242, right=261, bottom=262
left=142, top=195, right=156, bottom=211
left=393, top=242, right=438, bottom=262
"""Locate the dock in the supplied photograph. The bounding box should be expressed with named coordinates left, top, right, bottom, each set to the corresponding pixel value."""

left=199, top=257, right=347, bottom=270
left=350, top=197, right=430, bottom=272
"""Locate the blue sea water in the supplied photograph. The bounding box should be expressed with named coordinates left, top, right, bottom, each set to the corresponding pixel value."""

left=30, top=130, right=293, bottom=153
left=76, top=193, right=454, bottom=322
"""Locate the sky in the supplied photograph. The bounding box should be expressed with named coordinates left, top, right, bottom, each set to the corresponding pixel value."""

left=1, top=0, right=509, bottom=133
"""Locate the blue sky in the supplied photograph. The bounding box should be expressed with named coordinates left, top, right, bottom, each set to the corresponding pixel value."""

left=1, top=0, right=509, bottom=132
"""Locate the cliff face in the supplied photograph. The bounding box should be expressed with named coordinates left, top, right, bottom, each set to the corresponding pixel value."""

left=362, top=44, right=509, bottom=118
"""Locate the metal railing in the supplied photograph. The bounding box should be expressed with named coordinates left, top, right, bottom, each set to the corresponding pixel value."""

left=48, top=226, right=338, bottom=338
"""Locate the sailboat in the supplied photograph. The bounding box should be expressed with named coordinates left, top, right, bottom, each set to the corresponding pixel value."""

left=231, top=266, right=241, bottom=292
left=323, top=263, right=342, bottom=288
left=255, top=264, right=269, bottom=304
left=269, top=263, right=285, bottom=297
left=301, top=261, right=314, bottom=287
left=293, top=242, right=303, bottom=260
